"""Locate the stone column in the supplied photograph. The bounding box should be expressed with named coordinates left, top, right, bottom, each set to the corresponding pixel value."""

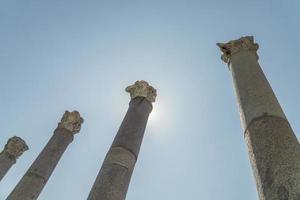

left=7, top=111, right=84, bottom=200
left=88, top=80, right=157, bottom=200
left=0, top=136, right=28, bottom=182
left=217, top=36, right=300, bottom=200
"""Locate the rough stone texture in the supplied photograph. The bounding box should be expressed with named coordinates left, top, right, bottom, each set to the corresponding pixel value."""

left=126, top=80, right=157, bottom=103
left=104, top=147, right=136, bottom=169
left=88, top=97, right=153, bottom=200
left=245, top=116, right=300, bottom=200
left=0, top=152, right=16, bottom=182
left=88, top=163, right=134, bottom=200
left=7, top=129, right=73, bottom=200
left=7, top=173, right=46, bottom=200
left=218, top=36, right=300, bottom=200
left=0, top=136, right=28, bottom=182
left=112, top=97, right=152, bottom=156
left=217, top=36, right=259, bottom=64
left=7, top=111, right=83, bottom=200
left=230, top=51, right=286, bottom=130
left=58, top=110, right=84, bottom=134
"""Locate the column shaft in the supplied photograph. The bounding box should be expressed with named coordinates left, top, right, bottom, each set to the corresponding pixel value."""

left=7, top=129, right=73, bottom=200
left=88, top=80, right=156, bottom=200
left=7, top=111, right=83, bottom=200
left=218, top=36, right=300, bottom=200
left=88, top=98, right=152, bottom=200
left=0, top=152, right=16, bottom=181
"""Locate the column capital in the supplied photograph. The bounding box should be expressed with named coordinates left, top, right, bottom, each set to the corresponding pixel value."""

left=58, top=111, right=84, bottom=134
left=3, top=136, right=28, bottom=160
left=217, top=36, right=259, bottom=64
left=125, top=80, right=157, bottom=103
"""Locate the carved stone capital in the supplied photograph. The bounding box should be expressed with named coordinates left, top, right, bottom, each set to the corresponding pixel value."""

left=3, top=136, right=28, bottom=159
left=58, top=111, right=84, bottom=134
left=217, top=36, right=259, bottom=63
left=125, top=80, right=157, bottom=102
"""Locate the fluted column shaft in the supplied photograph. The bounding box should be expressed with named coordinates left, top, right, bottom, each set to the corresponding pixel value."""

left=7, top=111, right=83, bottom=200
left=0, top=137, right=28, bottom=182
left=218, top=36, right=300, bottom=200
left=88, top=81, right=156, bottom=200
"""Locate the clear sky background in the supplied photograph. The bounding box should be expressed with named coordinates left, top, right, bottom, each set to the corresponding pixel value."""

left=0, top=0, right=300, bottom=199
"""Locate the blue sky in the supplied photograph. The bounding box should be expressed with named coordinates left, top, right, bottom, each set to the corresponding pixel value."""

left=0, top=0, right=300, bottom=199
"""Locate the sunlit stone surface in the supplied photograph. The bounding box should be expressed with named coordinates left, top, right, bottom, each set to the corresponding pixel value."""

left=7, top=111, right=83, bottom=200
left=0, top=136, right=28, bottom=182
left=87, top=80, right=156, bottom=200
left=126, top=80, right=157, bottom=103
left=218, top=36, right=300, bottom=200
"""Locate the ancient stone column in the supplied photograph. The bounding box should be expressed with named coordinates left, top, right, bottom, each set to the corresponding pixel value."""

left=217, top=36, right=300, bottom=200
left=88, top=80, right=157, bottom=200
left=7, top=111, right=83, bottom=200
left=0, top=136, right=28, bottom=182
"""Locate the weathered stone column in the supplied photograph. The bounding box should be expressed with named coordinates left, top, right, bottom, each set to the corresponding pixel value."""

left=7, top=111, right=83, bottom=200
left=217, top=36, right=300, bottom=200
left=0, top=136, right=28, bottom=182
left=88, top=80, right=157, bottom=200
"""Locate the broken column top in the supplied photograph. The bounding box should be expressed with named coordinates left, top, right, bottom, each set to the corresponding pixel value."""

left=58, top=111, right=84, bottom=134
left=3, top=136, right=28, bottom=160
left=126, top=80, right=157, bottom=103
left=217, top=36, right=259, bottom=64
